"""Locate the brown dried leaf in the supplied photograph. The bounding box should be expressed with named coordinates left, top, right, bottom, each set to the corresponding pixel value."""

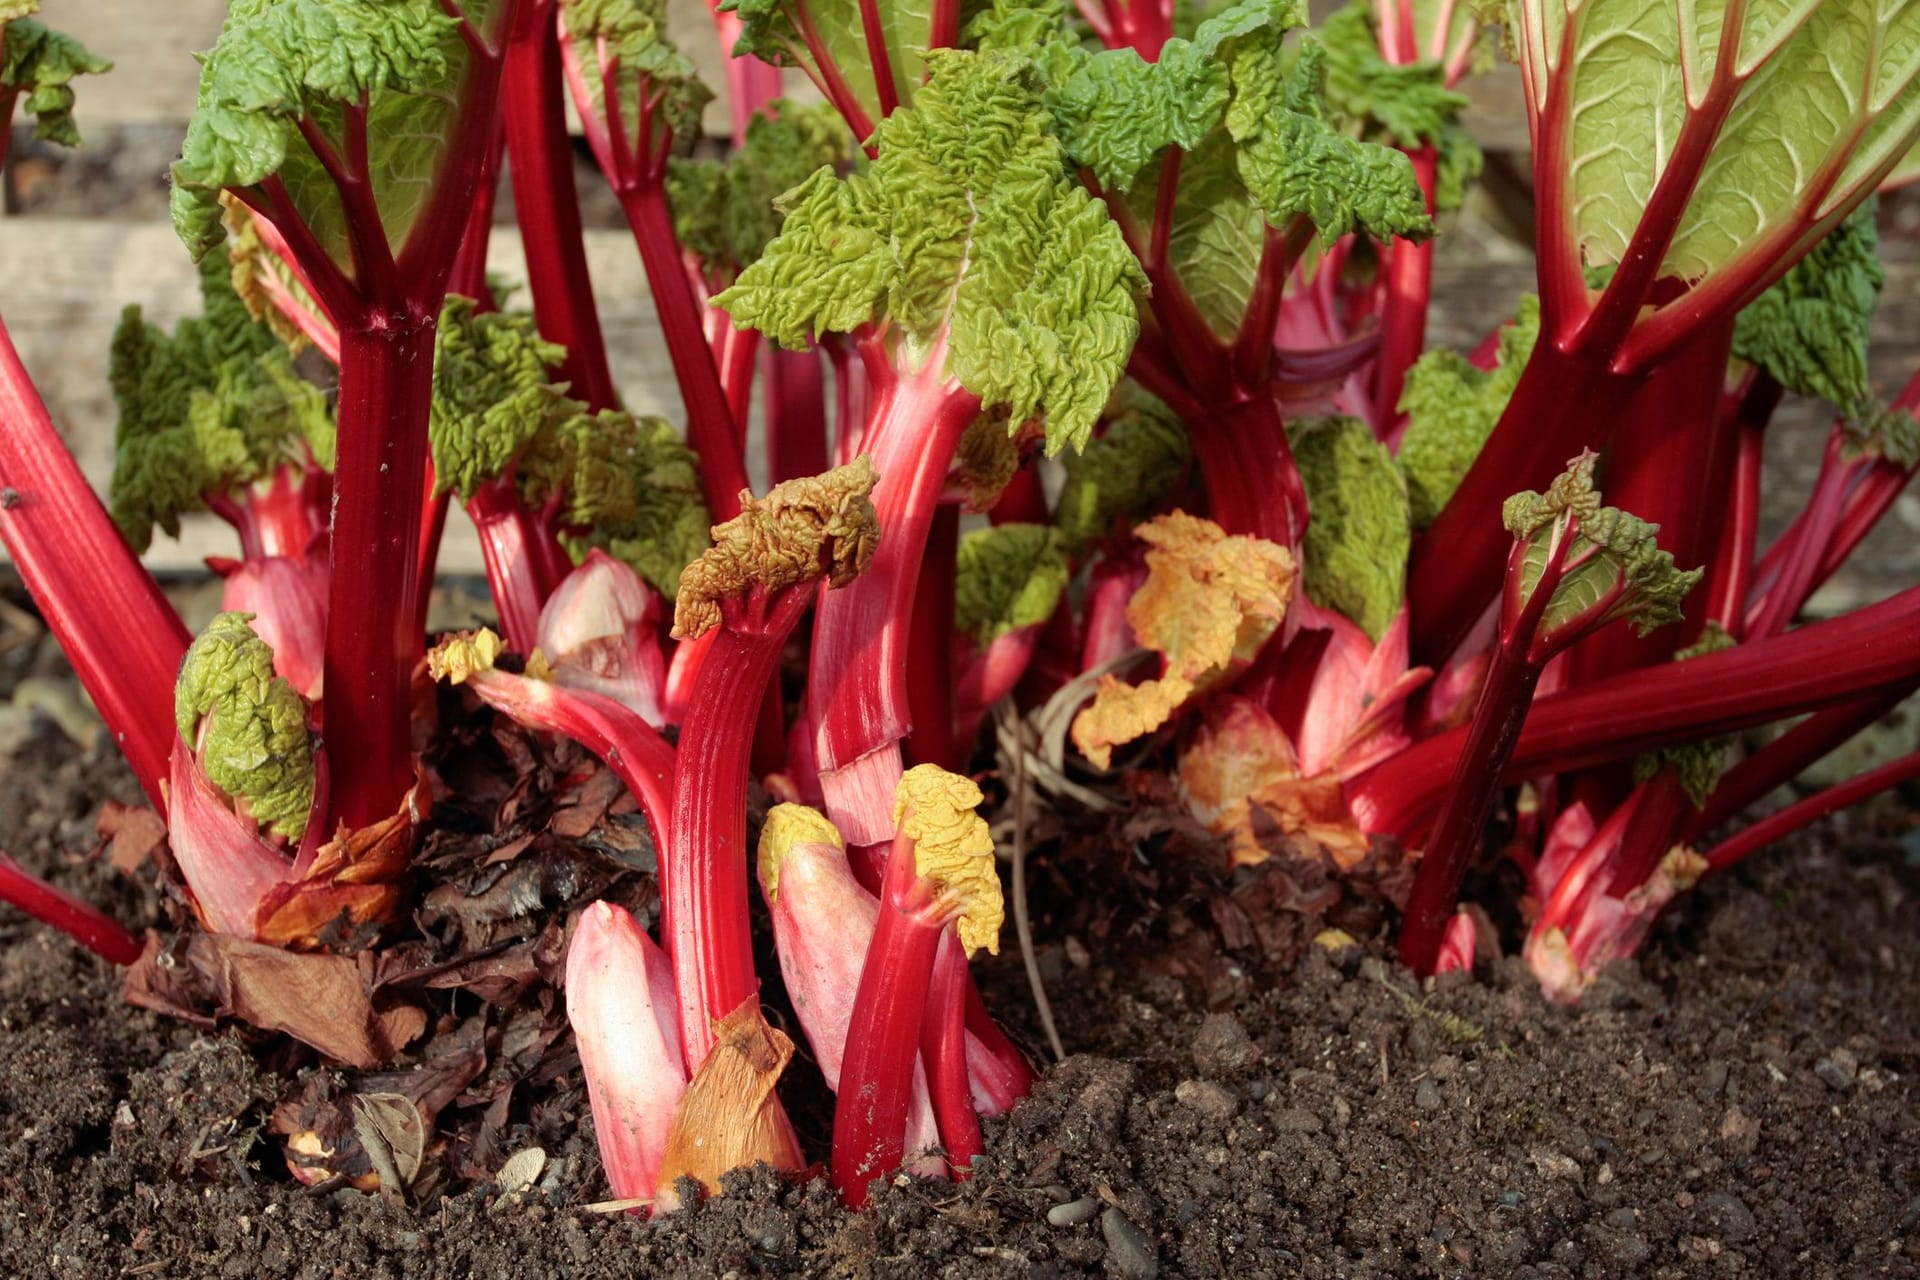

left=185, top=933, right=425, bottom=1069
left=95, top=802, right=167, bottom=874
left=654, top=999, right=804, bottom=1210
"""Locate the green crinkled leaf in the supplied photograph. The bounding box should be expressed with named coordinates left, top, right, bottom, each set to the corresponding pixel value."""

left=109, top=256, right=333, bottom=550
left=1528, top=0, right=1920, bottom=287
left=520, top=410, right=712, bottom=598
left=1225, top=37, right=1432, bottom=245
left=716, top=49, right=1145, bottom=454
left=1731, top=199, right=1884, bottom=406
left=1844, top=399, right=1920, bottom=470
left=0, top=16, right=111, bottom=148
left=723, top=0, right=938, bottom=127
left=169, top=0, right=481, bottom=265
left=559, top=0, right=712, bottom=158
left=1055, top=388, right=1190, bottom=548
left=1317, top=2, right=1469, bottom=148
left=1290, top=415, right=1409, bottom=641
left=954, top=523, right=1071, bottom=644
left=175, top=612, right=316, bottom=841
left=668, top=99, right=854, bottom=278
left=1039, top=33, right=1232, bottom=192
left=1431, top=119, right=1483, bottom=213
left=1397, top=294, right=1540, bottom=528
left=1124, top=130, right=1265, bottom=339
left=1502, top=453, right=1701, bottom=647
left=429, top=298, right=578, bottom=502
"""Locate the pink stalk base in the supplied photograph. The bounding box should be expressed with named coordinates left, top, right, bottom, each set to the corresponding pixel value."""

left=831, top=826, right=949, bottom=1208
left=566, top=901, right=688, bottom=1203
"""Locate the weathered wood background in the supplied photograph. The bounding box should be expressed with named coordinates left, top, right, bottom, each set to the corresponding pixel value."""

left=2, top=0, right=1915, bottom=604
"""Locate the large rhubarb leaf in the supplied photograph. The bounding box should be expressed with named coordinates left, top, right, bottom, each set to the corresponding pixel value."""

left=724, top=0, right=939, bottom=128
left=668, top=100, right=854, bottom=279
left=1519, top=0, right=1920, bottom=288
left=171, top=0, right=506, bottom=266
left=558, top=0, right=711, bottom=155
left=716, top=50, right=1145, bottom=453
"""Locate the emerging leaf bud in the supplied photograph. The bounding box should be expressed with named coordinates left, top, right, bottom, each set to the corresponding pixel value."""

left=566, top=901, right=688, bottom=1204
left=536, top=550, right=668, bottom=727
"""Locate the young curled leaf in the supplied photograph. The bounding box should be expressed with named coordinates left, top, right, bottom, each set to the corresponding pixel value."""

left=1398, top=296, right=1541, bottom=528
left=424, top=628, right=508, bottom=686
left=672, top=457, right=881, bottom=639
left=1731, top=200, right=1885, bottom=407
left=893, top=765, right=1002, bottom=957
left=175, top=612, right=316, bottom=842
left=756, top=803, right=846, bottom=903
left=1503, top=452, right=1701, bottom=650
left=428, top=298, right=578, bottom=502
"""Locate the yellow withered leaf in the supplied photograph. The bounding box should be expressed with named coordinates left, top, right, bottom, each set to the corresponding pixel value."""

left=1072, top=512, right=1294, bottom=768
left=894, top=765, right=1002, bottom=958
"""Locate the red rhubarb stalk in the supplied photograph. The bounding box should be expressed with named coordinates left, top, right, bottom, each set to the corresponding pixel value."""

left=0, top=318, right=187, bottom=809
left=832, top=765, right=1003, bottom=1207
left=0, top=852, right=143, bottom=967
left=665, top=460, right=880, bottom=1064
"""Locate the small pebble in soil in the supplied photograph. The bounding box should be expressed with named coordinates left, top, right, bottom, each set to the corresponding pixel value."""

left=1815, top=1050, right=1858, bottom=1092
left=1100, top=1207, right=1158, bottom=1280
left=1415, top=1078, right=1444, bottom=1111
left=1174, top=1078, right=1238, bottom=1121
left=1190, top=1012, right=1259, bottom=1075
left=1269, top=1107, right=1323, bottom=1133
left=1047, top=1197, right=1099, bottom=1227
left=1697, top=1190, right=1757, bottom=1243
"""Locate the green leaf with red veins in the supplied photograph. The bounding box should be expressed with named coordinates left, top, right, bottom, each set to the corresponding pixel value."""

left=723, top=0, right=937, bottom=125
left=170, top=0, right=500, bottom=266
left=175, top=612, right=316, bottom=842
left=0, top=15, right=111, bottom=147
left=716, top=50, right=1146, bottom=455
left=558, top=0, right=711, bottom=155
left=1522, top=0, right=1920, bottom=286
left=1502, top=454, right=1701, bottom=650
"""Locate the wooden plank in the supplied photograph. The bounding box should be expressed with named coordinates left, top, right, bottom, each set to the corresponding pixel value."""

left=0, top=219, right=678, bottom=573
left=32, top=0, right=1533, bottom=151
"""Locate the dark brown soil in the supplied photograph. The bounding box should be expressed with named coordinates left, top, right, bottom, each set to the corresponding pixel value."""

left=3, top=710, right=1918, bottom=1280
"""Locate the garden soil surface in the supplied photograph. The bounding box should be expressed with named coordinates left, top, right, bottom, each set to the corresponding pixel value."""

left=1, top=716, right=1917, bottom=1280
